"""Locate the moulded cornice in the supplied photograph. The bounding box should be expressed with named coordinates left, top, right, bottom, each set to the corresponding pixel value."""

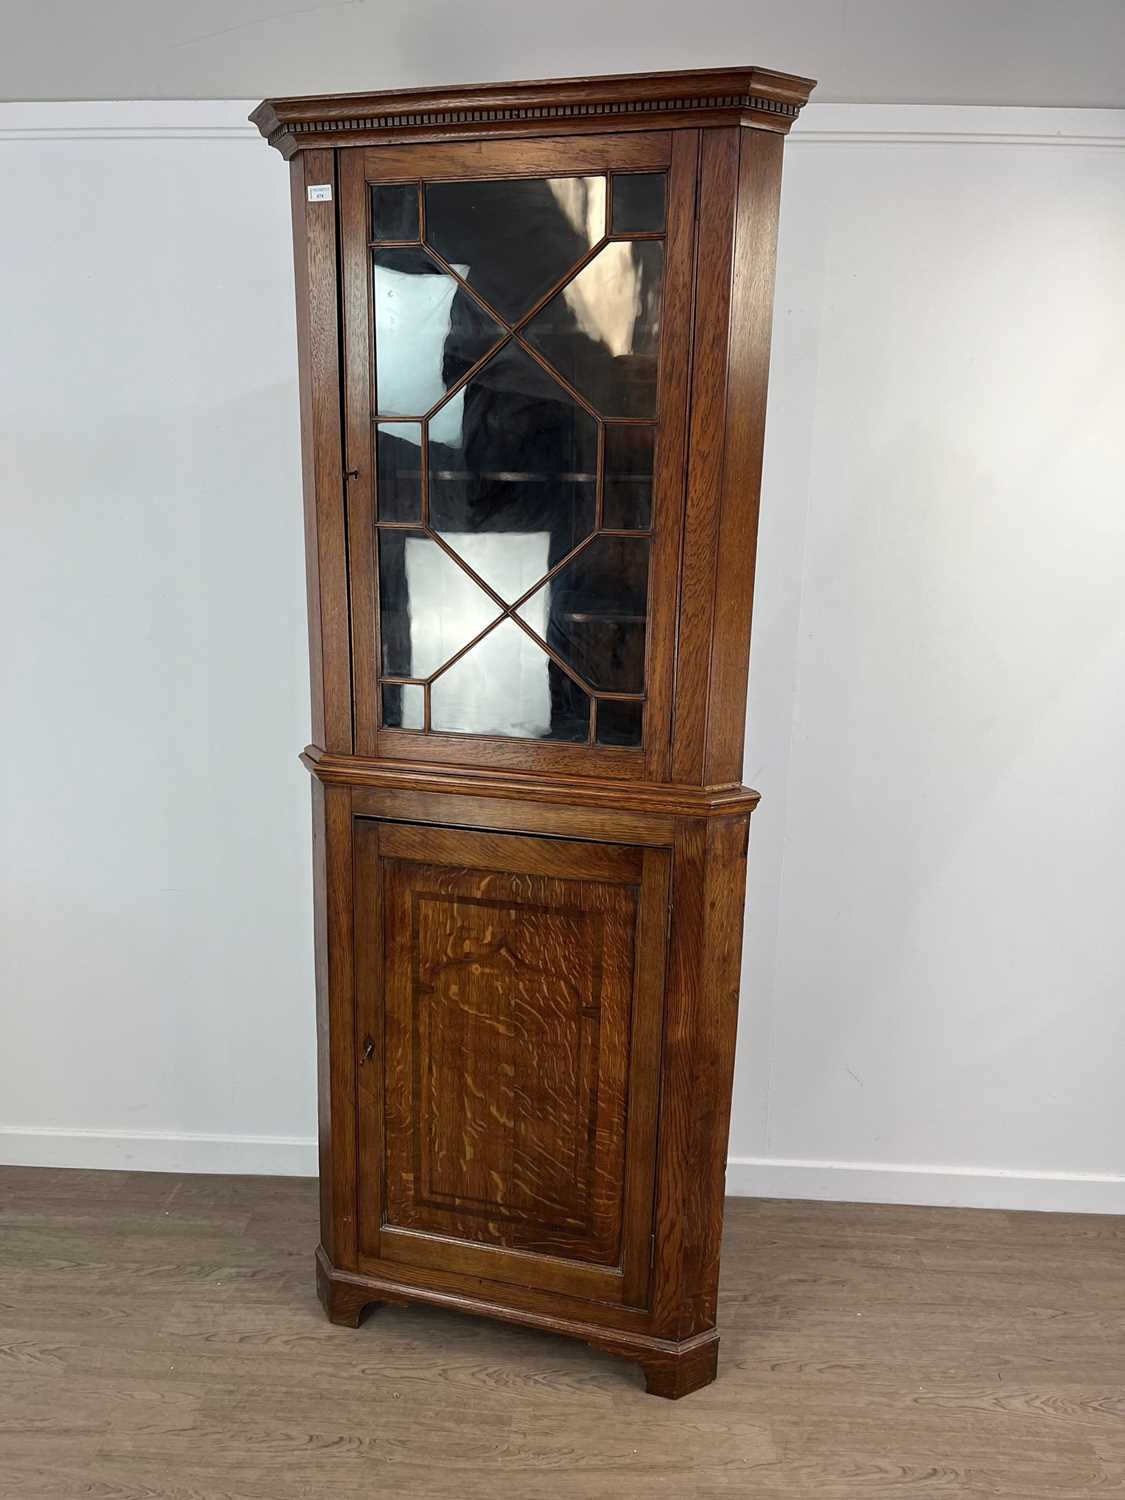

left=250, top=66, right=816, bottom=156
left=301, top=746, right=761, bottom=820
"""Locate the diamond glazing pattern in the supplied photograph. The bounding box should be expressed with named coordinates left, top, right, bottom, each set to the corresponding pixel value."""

left=369, top=172, right=666, bottom=745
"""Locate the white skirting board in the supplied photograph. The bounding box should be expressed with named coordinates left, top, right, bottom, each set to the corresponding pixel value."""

left=0, top=1127, right=318, bottom=1178
left=727, top=1158, right=1125, bottom=1216
left=3, top=1128, right=1124, bottom=1215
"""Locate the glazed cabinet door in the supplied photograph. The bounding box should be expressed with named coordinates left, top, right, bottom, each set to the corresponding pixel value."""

left=339, top=132, right=698, bottom=780
left=353, top=819, right=670, bottom=1307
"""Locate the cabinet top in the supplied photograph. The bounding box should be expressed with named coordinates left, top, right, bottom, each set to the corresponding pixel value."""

left=250, top=64, right=815, bottom=158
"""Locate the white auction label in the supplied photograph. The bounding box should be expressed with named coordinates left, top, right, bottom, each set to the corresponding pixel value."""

left=307, top=184, right=333, bottom=202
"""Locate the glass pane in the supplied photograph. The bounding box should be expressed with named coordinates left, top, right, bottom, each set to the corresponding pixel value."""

left=378, top=530, right=501, bottom=678
left=515, top=536, right=649, bottom=693
left=523, top=241, right=664, bottom=418
left=424, top=176, right=606, bottom=323
left=603, top=425, right=654, bottom=530
left=375, top=421, right=422, bottom=521
left=596, top=699, right=643, bottom=748
left=431, top=618, right=589, bottom=741
left=373, top=248, right=504, bottom=417
left=371, top=183, right=419, bottom=241
left=611, top=173, right=665, bottom=234
left=382, top=683, right=424, bottom=730
left=429, top=342, right=597, bottom=597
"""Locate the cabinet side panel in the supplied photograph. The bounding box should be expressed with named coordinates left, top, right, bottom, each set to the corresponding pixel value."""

left=290, top=161, right=326, bottom=747
left=312, top=780, right=358, bottom=1267
left=310, top=778, right=333, bottom=1249
left=353, top=819, right=386, bottom=1259
left=648, top=817, right=707, bottom=1332
left=670, top=130, right=740, bottom=785
left=703, top=129, right=784, bottom=785
left=680, top=815, right=750, bottom=1332
left=290, top=149, right=351, bottom=752
left=648, top=814, right=748, bottom=1338
left=619, top=845, right=672, bottom=1307
left=644, top=129, right=698, bottom=781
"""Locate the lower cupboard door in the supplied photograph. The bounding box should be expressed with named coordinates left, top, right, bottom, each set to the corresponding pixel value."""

left=353, top=818, right=670, bottom=1309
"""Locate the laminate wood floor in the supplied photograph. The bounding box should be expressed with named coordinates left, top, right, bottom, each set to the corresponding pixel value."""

left=0, top=1168, right=1121, bottom=1498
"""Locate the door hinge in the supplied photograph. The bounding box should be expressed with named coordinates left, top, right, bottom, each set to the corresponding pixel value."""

left=650, top=1232, right=657, bottom=1269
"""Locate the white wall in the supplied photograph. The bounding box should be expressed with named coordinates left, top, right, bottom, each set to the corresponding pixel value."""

left=731, top=105, right=1125, bottom=1212
left=0, top=104, right=317, bottom=1174
left=2, top=0, right=1124, bottom=108
left=2, top=102, right=1124, bottom=1209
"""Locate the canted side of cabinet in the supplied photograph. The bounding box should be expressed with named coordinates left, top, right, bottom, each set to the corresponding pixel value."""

left=256, top=64, right=813, bottom=1398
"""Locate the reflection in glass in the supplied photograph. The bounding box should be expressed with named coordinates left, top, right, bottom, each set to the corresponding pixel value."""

left=375, top=422, right=422, bottom=521
left=431, top=618, right=589, bottom=741
left=611, top=173, right=666, bottom=234
left=378, top=530, right=501, bottom=678
left=603, top=425, right=655, bottom=530
left=425, top=176, right=606, bottom=322
left=373, top=248, right=503, bottom=417
left=369, top=172, right=669, bottom=748
left=435, top=531, right=552, bottom=612
left=371, top=183, right=420, bottom=241
left=523, top=241, right=664, bottom=418
left=382, top=683, right=424, bottom=730
left=516, top=535, right=650, bottom=693
left=596, top=699, right=644, bottom=748
left=428, top=342, right=597, bottom=595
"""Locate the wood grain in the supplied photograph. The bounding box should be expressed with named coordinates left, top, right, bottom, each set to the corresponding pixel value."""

left=304, top=747, right=761, bottom=819
left=361, top=132, right=672, bottom=181
left=642, top=128, right=699, bottom=782
left=384, top=861, right=634, bottom=1263
left=338, top=146, right=379, bottom=753
left=2, top=1168, right=1121, bottom=1498
left=353, top=820, right=670, bottom=1308
left=289, top=149, right=352, bottom=754
left=250, top=66, right=816, bottom=157
left=315, top=781, right=358, bottom=1270
left=703, top=127, right=785, bottom=785
left=649, top=815, right=708, bottom=1332
left=372, top=727, right=648, bottom=779
left=342, top=128, right=699, bottom=781
left=377, top=821, right=644, bottom=882
left=669, top=127, right=740, bottom=785
left=678, top=815, right=751, bottom=1334
left=269, top=68, right=810, bottom=1398
left=348, top=785, right=679, bottom=846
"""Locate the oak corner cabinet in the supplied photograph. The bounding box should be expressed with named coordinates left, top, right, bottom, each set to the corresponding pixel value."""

left=251, top=63, right=814, bottom=1399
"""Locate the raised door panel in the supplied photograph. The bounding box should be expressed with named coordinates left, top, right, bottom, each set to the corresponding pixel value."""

left=354, top=820, right=669, bottom=1307
left=385, top=847, right=633, bottom=1264
left=340, top=132, right=698, bottom=780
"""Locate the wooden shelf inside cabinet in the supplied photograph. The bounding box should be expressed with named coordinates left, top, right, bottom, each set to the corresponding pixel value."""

left=252, top=62, right=814, bottom=1399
